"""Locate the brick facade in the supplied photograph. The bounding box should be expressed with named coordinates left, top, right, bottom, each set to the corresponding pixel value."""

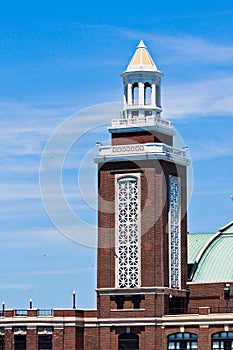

left=111, top=130, right=173, bottom=146
left=0, top=120, right=230, bottom=350
left=1, top=43, right=231, bottom=350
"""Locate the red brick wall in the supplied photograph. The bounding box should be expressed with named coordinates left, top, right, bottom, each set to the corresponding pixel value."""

left=189, top=282, right=233, bottom=311
left=5, top=329, right=13, bottom=350
left=84, top=327, right=98, bottom=350
left=64, top=326, right=77, bottom=350
left=53, top=328, right=64, bottom=350
left=97, top=157, right=187, bottom=317
left=111, top=130, right=173, bottom=146
left=144, top=326, right=156, bottom=349
left=99, top=327, right=111, bottom=350
left=97, top=160, right=187, bottom=288
left=26, top=328, right=37, bottom=350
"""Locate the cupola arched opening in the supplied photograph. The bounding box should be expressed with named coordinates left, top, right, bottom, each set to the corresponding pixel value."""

left=132, top=83, right=139, bottom=105
left=144, top=82, right=152, bottom=105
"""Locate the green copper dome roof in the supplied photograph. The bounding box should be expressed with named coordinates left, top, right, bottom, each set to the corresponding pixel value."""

left=188, top=222, right=233, bottom=283
left=188, top=233, right=214, bottom=264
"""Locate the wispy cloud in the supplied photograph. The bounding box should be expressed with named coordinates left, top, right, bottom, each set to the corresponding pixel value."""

left=0, top=229, right=66, bottom=249
left=163, top=75, right=233, bottom=119
left=0, top=183, right=40, bottom=200
left=13, top=267, right=96, bottom=278
left=121, top=29, right=233, bottom=66
left=157, top=35, right=233, bottom=66
left=0, top=284, right=31, bottom=290
left=189, top=137, right=233, bottom=161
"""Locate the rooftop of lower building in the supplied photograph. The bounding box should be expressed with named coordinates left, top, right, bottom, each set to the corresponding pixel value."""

left=188, top=221, right=233, bottom=283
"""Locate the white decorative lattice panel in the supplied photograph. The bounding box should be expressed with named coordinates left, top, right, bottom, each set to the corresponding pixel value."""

left=169, top=176, right=181, bottom=289
left=116, top=176, right=140, bottom=288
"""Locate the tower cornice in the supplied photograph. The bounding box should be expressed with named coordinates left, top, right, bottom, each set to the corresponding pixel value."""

left=94, top=142, right=190, bottom=167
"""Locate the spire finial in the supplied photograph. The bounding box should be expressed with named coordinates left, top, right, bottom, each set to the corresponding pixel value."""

left=137, top=40, right=146, bottom=48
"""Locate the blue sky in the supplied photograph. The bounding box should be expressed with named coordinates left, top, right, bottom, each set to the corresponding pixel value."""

left=0, top=0, right=233, bottom=309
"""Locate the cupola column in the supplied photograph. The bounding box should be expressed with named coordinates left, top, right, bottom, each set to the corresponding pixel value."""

left=128, top=83, right=133, bottom=106
left=151, top=83, right=156, bottom=106
left=139, top=82, right=144, bottom=106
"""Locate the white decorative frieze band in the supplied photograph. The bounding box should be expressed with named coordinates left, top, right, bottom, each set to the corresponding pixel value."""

left=95, top=142, right=190, bottom=167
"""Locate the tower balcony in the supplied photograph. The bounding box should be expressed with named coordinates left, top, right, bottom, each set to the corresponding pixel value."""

left=110, top=113, right=175, bottom=136
left=94, top=142, right=190, bottom=166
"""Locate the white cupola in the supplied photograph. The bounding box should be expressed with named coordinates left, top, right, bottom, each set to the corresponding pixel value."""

left=121, top=40, right=163, bottom=120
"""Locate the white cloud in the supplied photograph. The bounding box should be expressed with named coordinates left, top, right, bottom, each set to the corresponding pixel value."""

left=157, top=35, right=233, bottom=66
left=0, top=183, right=40, bottom=200
left=0, top=229, right=66, bottom=249
left=189, top=138, right=233, bottom=161
left=122, top=30, right=233, bottom=66
left=163, top=75, right=233, bottom=119
left=0, top=284, right=31, bottom=290
left=14, top=267, right=96, bottom=277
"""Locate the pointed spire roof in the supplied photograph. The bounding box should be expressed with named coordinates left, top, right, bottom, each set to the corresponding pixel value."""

left=125, top=40, right=158, bottom=72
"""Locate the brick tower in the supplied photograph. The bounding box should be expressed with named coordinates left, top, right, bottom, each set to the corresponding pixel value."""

left=95, top=41, right=190, bottom=349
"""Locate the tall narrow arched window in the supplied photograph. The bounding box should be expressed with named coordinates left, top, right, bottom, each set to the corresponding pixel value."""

left=119, top=333, right=139, bottom=350
left=212, top=332, right=233, bottom=350
left=144, top=82, right=152, bottom=105
left=168, top=333, right=198, bottom=350
left=132, top=83, right=139, bottom=105
left=116, top=175, right=140, bottom=288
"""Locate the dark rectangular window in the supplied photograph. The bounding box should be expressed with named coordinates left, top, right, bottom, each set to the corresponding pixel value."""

left=38, top=335, right=52, bottom=350
left=0, top=335, right=4, bottom=350
left=116, top=296, right=124, bottom=309
left=133, top=295, right=141, bottom=309
left=14, top=335, right=26, bottom=350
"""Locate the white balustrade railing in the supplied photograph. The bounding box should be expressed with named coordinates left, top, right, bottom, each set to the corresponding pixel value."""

left=111, top=116, right=172, bottom=129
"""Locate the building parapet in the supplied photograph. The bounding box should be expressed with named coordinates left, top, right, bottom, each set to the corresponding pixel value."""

left=0, top=309, right=97, bottom=319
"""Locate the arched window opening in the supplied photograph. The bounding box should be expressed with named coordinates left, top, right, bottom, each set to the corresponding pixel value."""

left=132, top=83, right=139, bottom=105
left=144, top=82, right=152, bottom=105
left=119, top=333, right=139, bottom=350
left=212, top=332, right=233, bottom=350
left=168, top=333, right=198, bottom=350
